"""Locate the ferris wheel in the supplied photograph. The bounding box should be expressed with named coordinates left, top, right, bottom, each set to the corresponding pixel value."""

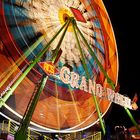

left=0, top=0, right=136, bottom=139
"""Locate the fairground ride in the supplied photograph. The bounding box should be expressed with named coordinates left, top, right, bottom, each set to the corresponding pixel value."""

left=0, top=0, right=139, bottom=139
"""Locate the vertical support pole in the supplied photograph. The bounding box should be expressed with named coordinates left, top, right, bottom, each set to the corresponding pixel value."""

left=75, top=24, right=114, bottom=88
left=7, top=120, right=11, bottom=133
left=1, top=120, right=5, bottom=132
left=51, top=18, right=71, bottom=63
left=71, top=18, right=106, bottom=135
left=15, top=75, right=48, bottom=140
left=27, top=129, right=30, bottom=140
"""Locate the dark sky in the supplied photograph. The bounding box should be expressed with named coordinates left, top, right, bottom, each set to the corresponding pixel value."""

left=103, top=0, right=140, bottom=130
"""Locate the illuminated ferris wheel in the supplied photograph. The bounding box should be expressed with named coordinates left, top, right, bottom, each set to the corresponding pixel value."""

left=0, top=0, right=137, bottom=139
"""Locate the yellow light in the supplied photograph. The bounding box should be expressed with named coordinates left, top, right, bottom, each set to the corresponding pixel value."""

left=43, top=63, right=55, bottom=75
left=58, top=8, right=74, bottom=32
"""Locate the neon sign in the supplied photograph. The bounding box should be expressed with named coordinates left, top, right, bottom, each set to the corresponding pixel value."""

left=38, top=62, right=59, bottom=75
left=60, top=66, right=136, bottom=110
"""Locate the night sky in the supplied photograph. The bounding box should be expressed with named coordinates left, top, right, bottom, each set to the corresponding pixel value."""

left=103, top=0, right=140, bottom=131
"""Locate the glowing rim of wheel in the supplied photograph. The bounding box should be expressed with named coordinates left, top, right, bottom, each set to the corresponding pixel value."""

left=0, top=0, right=118, bottom=133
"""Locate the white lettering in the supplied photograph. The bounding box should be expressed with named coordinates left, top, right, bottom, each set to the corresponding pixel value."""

left=79, top=76, right=88, bottom=92
left=88, top=79, right=96, bottom=95
left=124, top=97, right=132, bottom=109
left=59, top=66, right=134, bottom=110
left=107, top=88, right=115, bottom=102
left=96, top=84, right=103, bottom=98
left=70, top=72, right=79, bottom=88
left=60, top=66, right=70, bottom=84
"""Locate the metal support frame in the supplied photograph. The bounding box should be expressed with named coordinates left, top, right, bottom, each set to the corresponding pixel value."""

left=14, top=75, right=48, bottom=140
left=74, top=21, right=140, bottom=131
left=71, top=18, right=106, bottom=135
left=14, top=19, right=71, bottom=139
left=51, top=18, right=71, bottom=63
left=0, top=18, right=72, bottom=140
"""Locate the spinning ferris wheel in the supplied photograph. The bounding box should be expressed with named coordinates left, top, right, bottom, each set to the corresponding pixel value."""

left=0, top=0, right=138, bottom=139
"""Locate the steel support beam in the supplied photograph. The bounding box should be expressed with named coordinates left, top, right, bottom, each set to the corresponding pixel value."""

left=14, top=75, right=48, bottom=140
left=75, top=22, right=140, bottom=131
left=72, top=18, right=106, bottom=135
